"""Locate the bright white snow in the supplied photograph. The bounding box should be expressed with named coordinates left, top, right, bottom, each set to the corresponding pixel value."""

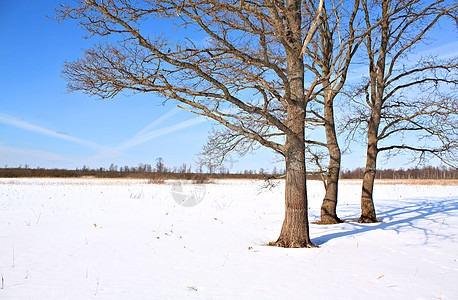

left=0, top=178, right=457, bottom=299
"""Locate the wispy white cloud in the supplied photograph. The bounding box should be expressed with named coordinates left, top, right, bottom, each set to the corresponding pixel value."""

left=0, top=109, right=208, bottom=167
left=0, top=114, right=107, bottom=152
left=85, top=110, right=208, bottom=163
left=0, top=144, right=70, bottom=166
left=134, top=107, right=181, bottom=137
left=117, top=114, right=206, bottom=152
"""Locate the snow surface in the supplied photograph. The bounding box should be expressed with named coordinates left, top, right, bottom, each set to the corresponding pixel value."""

left=0, top=178, right=457, bottom=299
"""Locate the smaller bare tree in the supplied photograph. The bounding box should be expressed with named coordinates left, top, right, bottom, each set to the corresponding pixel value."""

left=342, top=0, right=458, bottom=222
left=156, top=157, right=165, bottom=173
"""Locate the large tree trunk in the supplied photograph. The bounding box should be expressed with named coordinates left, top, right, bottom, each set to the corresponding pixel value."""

left=269, top=0, right=316, bottom=247
left=320, top=100, right=342, bottom=224
left=358, top=114, right=379, bottom=223
left=271, top=105, right=314, bottom=247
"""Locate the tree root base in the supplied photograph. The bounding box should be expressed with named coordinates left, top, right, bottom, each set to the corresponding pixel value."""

left=268, top=240, right=318, bottom=248
left=312, top=217, right=343, bottom=225
left=357, top=216, right=379, bottom=223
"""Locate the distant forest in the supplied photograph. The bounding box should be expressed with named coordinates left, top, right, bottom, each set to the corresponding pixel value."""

left=340, top=166, right=457, bottom=180
left=0, top=163, right=456, bottom=180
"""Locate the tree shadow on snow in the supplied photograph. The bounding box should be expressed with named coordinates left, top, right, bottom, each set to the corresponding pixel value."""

left=313, top=196, right=458, bottom=246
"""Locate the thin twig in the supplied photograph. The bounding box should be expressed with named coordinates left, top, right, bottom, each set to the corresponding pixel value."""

left=94, top=280, right=100, bottom=296
left=36, top=212, right=42, bottom=225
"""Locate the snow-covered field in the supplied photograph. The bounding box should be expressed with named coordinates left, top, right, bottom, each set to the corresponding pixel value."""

left=0, top=178, right=457, bottom=299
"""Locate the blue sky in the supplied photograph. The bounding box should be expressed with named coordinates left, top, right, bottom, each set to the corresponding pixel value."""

left=0, top=1, right=456, bottom=172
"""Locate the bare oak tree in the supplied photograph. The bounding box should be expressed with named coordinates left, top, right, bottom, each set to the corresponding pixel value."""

left=343, top=0, right=458, bottom=222
left=55, top=0, right=329, bottom=247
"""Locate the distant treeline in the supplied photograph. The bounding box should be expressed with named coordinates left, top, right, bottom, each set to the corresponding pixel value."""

left=0, top=164, right=456, bottom=180
left=340, top=166, right=457, bottom=180
left=0, top=167, right=267, bottom=180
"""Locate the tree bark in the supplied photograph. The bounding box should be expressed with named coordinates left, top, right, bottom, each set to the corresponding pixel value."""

left=320, top=100, right=342, bottom=224
left=359, top=68, right=382, bottom=223
left=359, top=121, right=378, bottom=223
left=271, top=105, right=314, bottom=247
left=270, top=0, right=314, bottom=247
left=359, top=77, right=381, bottom=223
